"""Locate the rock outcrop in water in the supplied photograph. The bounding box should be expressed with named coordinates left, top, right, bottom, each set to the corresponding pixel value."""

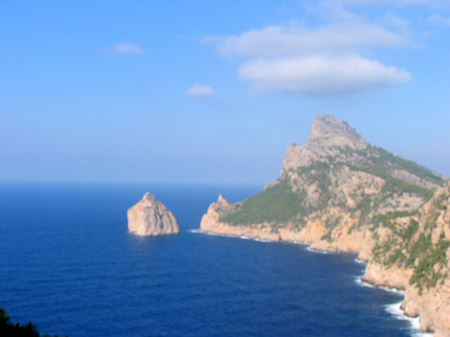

left=199, top=115, right=449, bottom=336
left=128, top=192, right=179, bottom=236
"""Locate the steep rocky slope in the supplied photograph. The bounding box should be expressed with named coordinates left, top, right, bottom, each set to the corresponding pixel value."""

left=199, top=115, right=449, bottom=335
left=364, top=181, right=450, bottom=335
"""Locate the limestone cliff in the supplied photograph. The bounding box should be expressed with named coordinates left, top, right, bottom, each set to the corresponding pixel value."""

left=128, top=192, right=179, bottom=236
left=199, top=115, right=448, bottom=336
left=363, top=181, right=450, bottom=334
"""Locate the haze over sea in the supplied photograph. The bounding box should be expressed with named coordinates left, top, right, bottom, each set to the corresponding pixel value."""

left=0, top=183, right=428, bottom=337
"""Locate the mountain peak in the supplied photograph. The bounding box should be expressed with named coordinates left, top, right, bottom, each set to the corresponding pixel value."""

left=310, top=115, right=364, bottom=144
left=143, top=192, right=155, bottom=201
left=282, top=115, right=368, bottom=171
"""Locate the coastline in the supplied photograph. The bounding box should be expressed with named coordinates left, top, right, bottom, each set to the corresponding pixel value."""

left=195, top=227, right=436, bottom=336
left=194, top=116, right=450, bottom=336
left=197, top=179, right=450, bottom=337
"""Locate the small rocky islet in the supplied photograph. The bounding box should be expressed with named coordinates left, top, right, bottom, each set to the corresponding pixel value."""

left=127, top=115, right=449, bottom=336
left=127, top=192, right=179, bottom=236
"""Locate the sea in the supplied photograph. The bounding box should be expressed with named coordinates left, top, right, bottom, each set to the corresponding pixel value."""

left=0, top=183, right=431, bottom=337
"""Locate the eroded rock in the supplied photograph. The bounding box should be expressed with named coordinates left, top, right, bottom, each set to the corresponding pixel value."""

left=127, top=192, right=179, bottom=236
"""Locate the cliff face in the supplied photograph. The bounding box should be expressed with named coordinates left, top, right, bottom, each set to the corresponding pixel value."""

left=364, top=181, right=450, bottom=334
left=128, top=192, right=179, bottom=236
left=199, top=115, right=449, bottom=335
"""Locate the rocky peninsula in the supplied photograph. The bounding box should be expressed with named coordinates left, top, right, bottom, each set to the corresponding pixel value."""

left=199, top=115, right=449, bottom=336
left=128, top=192, right=179, bottom=236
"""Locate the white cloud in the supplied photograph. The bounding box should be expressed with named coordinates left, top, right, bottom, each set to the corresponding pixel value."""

left=185, top=85, right=216, bottom=99
left=216, top=23, right=409, bottom=57
left=238, top=55, right=411, bottom=95
left=206, top=21, right=412, bottom=96
left=203, top=0, right=428, bottom=96
left=112, top=42, right=143, bottom=55
left=342, top=0, right=430, bottom=5
left=428, top=13, right=450, bottom=25
left=336, top=0, right=449, bottom=8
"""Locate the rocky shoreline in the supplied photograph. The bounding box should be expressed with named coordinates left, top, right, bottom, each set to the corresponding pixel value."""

left=197, top=116, right=450, bottom=336
left=197, top=225, right=442, bottom=336
left=199, top=190, right=450, bottom=337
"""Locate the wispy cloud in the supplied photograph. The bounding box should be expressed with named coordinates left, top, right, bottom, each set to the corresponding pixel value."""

left=428, top=13, right=450, bottom=25
left=203, top=0, right=450, bottom=96
left=341, top=0, right=431, bottom=6
left=239, top=55, right=411, bottom=95
left=206, top=19, right=412, bottom=96
left=111, top=42, right=143, bottom=55
left=331, top=0, right=450, bottom=9
left=216, top=23, right=410, bottom=57
left=185, top=85, right=216, bottom=99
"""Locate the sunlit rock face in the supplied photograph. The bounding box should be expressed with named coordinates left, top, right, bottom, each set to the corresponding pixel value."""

left=199, top=114, right=449, bottom=336
left=127, top=192, right=179, bottom=236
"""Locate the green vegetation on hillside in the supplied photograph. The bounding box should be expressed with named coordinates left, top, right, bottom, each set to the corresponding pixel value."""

left=219, top=161, right=337, bottom=226
left=381, top=177, right=434, bottom=200
left=372, top=147, right=444, bottom=186
left=220, top=179, right=307, bottom=225
left=376, top=219, right=419, bottom=266
left=218, top=138, right=443, bottom=228
left=406, top=233, right=433, bottom=267
left=216, top=130, right=448, bottom=291
left=345, top=162, right=435, bottom=202
left=371, top=211, right=415, bottom=232
left=373, top=236, right=398, bottom=263
left=371, top=213, right=449, bottom=294
left=409, top=235, right=450, bottom=293
left=321, top=230, right=333, bottom=242
left=298, top=162, right=333, bottom=207
left=339, top=144, right=443, bottom=187
left=402, top=219, right=419, bottom=243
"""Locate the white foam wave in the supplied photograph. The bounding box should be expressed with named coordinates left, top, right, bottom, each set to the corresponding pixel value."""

left=197, top=228, right=429, bottom=336
left=198, top=230, right=223, bottom=237
left=385, top=302, right=432, bottom=337
left=196, top=228, right=429, bottom=336
left=354, top=276, right=432, bottom=335
left=354, top=275, right=375, bottom=288
left=379, top=286, right=405, bottom=295
left=306, top=246, right=329, bottom=254
left=244, top=236, right=274, bottom=243
left=291, top=240, right=309, bottom=247
left=354, top=276, right=405, bottom=295
left=254, top=238, right=271, bottom=243
left=194, top=231, right=273, bottom=244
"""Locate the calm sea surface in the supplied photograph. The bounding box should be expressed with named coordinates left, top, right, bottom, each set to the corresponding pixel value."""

left=0, top=183, right=425, bottom=336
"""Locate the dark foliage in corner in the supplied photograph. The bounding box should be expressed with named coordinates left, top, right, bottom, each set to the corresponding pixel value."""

left=0, top=308, right=67, bottom=337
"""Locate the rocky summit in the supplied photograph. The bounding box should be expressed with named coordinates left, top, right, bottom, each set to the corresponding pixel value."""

left=128, top=192, right=179, bottom=236
left=199, top=114, right=449, bottom=336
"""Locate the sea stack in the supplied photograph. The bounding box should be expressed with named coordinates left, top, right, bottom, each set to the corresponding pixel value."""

left=127, top=192, right=179, bottom=236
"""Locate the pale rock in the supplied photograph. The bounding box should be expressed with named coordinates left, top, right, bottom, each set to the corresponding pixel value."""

left=127, top=192, right=179, bottom=236
left=362, top=262, right=411, bottom=290
left=309, top=114, right=366, bottom=148
left=282, top=115, right=368, bottom=172
left=393, top=169, right=441, bottom=190
left=198, top=115, right=449, bottom=337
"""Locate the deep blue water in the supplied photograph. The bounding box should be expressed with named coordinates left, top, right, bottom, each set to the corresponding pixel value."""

left=0, top=183, right=420, bottom=336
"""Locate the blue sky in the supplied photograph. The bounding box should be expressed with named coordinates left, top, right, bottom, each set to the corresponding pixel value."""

left=1, top=0, right=449, bottom=184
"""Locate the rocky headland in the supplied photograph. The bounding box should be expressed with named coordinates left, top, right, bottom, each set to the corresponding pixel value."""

left=199, top=115, right=449, bottom=336
left=128, top=192, right=179, bottom=236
